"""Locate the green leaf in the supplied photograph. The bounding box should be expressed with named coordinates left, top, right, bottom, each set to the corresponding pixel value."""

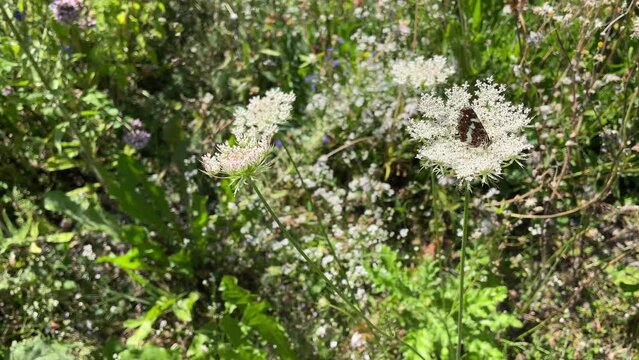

left=0, top=215, right=35, bottom=254
left=99, top=154, right=177, bottom=238
left=219, top=276, right=253, bottom=305
left=46, top=232, right=75, bottom=243
left=244, top=311, right=294, bottom=359
left=117, top=344, right=179, bottom=360
left=98, top=248, right=147, bottom=270
left=172, top=292, right=200, bottom=323
left=44, top=191, right=120, bottom=241
left=259, top=49, right=281, bottom=57
left=186, top=333, right=211, bottom=359
left=125, top=296, right=176, bottom=347
left=220, top=315, right=244, bottom=347
left=9, top=336, right=75, bottom=360
left=121, top=226, right=167, bottom=265
left=43, top=156, right=77, bottom=171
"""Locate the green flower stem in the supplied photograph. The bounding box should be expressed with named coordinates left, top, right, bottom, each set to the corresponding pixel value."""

left=280, top=142, right=353, bottom=296
left=0, top=7, right=104, bottom=185
left=456, top=189, right=471, bottom=359
left=248, top=177, right=426, bottom=360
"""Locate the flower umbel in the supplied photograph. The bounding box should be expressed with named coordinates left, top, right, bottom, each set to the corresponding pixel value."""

left=49, top=0, right=83, bottom=23
left=201, top=137, right=271, bottom=178
left=391, top=55, right=454, bottom=89
left=202, top=88, right=294, bottom=187
left=232, top=88, right=296, bottom=142
left=408, top=78, right=531, bottom=185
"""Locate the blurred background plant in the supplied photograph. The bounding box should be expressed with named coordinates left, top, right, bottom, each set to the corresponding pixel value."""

left=1, top=0, right=638, bottom=359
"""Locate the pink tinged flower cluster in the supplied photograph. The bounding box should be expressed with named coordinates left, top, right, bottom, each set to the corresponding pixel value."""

left=201, top=138, right=270, bottom=177
left=50, top=0, right=83, bottom=23
left=201, top=88, right=295, bottom=177
left=409, top=78, right=532, bottom=185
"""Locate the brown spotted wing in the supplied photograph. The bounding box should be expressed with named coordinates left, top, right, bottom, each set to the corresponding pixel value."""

left=457, top=107, right=492, bottom=147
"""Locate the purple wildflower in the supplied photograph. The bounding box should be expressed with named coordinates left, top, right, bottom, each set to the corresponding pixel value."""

left=337, top=37, right=344, bottom=44
left=325, top=47, right=333, bottom=60
left=50, top=0, right=83, bottom=24
left=124, top=119, right=151, bottom=150
left=332, top=60, right=340, bottom=68
left=2, top=86, right=13, bottom=96
left=274, top=139, right=283, bottom=149
left=305, top=74, right=316, bottom=83
left=131, top=119, right=144, bottom=128
left=322, top=135, right=333, bottom=144
left=13, top=10, right=23, bottom=21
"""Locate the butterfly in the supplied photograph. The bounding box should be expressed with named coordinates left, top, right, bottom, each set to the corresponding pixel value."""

left=457, top=107, right=492, bottom=147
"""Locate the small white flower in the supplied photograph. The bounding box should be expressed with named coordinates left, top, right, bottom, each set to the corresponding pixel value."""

left=81, top=244, right=96, bottom=260
left=391, top=55, right=454, bottom=89
left=350, top=331, right=366, bottom=349
left=408, top=78, right=532, bottom=186
left=232, top=88, right=295, bottom=141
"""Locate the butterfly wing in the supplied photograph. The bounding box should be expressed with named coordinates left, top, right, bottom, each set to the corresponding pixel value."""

left=457, top=107, right=491, bottom=147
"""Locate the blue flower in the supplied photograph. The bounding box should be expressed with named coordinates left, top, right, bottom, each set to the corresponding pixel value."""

left=274, top=139, right=283, bottom=149
left=124, top=119, right=151, bottom=150
left=13, top=10, right=23, bottom=21
left=325, top=47, right=333, bottom=60
left=332, top=60, right=340, bottom=68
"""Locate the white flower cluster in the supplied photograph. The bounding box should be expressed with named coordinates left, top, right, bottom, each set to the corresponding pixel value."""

left=232, top=88, right=296, bottom=142
left=390, top=55, right=454, bottom=88
left=201, top=88, right=295, bottom=178
left=408, top=78, right=531, bottom=185
left=632, top=17, right=639, bottom=39
left=201, top=137, right=271, bottom=176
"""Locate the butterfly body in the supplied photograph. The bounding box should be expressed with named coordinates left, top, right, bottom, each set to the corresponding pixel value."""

left=457, top=107, right=492, bottom=147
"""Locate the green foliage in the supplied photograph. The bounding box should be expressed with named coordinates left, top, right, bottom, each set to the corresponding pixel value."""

left=8, top=336, right=91, bottom=360
left=368, top=245, right=521, bottom=359
left=218, top=276, right=295, bottom=360
left=1, top=0, right=639, bottom=358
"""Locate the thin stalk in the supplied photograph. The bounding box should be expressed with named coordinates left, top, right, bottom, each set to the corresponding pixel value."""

left=248, top=177, right=427, bottom=360
left=456, top=190, right=470, bottom=359
left=281, top=143, right=353, bottom=296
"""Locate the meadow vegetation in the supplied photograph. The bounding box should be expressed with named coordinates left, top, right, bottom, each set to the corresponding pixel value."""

left=1, top=0, right=639, bottom=358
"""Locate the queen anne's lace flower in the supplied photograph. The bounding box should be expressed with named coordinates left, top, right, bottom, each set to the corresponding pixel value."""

left=201, top=137, right=271, bottom=177
left=232, top=88, right=296, bottom=142
left=201, top=88, right=295, bottom=181
left=408, top=78, right=531, bottom=185
left=391, top=55, right=454, bottom=88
